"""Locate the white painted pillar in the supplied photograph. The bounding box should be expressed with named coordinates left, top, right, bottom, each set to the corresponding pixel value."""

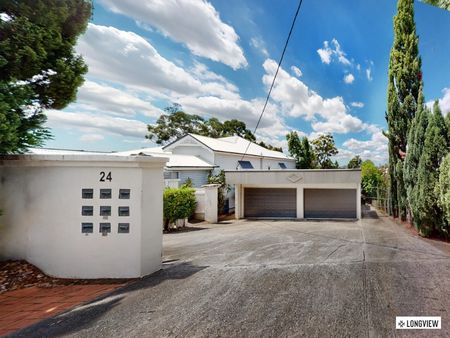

left=357, top=184, right=362, bottom=219
left=202, top=184, right=220, bottom=223
left=235, top=184, right=241, bottom=219
left=297, top=186, right=304, bottom=219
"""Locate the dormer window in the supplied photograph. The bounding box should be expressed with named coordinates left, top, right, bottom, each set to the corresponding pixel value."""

left=238, top=160, right=254, bottom=169
left=279, top=162, right=287, bottom=169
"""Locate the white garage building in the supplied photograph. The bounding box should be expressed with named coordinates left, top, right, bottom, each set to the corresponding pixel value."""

left=226, top=169, right=362, bottom=220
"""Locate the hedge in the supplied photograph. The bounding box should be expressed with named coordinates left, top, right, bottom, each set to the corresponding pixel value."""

left=163, top=187, right=197, bottom=227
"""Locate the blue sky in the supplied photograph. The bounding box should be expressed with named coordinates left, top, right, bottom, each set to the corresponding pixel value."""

left=44, top=0, right=450, bottom=164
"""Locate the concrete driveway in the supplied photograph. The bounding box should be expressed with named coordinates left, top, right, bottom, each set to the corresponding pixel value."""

left=13, top=208, right=450, bottom=337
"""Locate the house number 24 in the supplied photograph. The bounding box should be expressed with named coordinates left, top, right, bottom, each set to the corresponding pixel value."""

left=100, top=171, right=112, bottom=182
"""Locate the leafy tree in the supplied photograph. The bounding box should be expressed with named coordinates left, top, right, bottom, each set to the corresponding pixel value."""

left=286, top=132, right=315, bottom=169
left=257, top=141, right=282, bottom=152
left=311, top=134, right=338, bottom=169
left=208, top=170, right=230, bottom=215
left=146, top=105, right=280, bottom=151
left=347, top=156, right=362, bottom=169
left=445, top=111, right=450, bottom=143
left=422, top=0, right=450, bottom=10
left=416, top=101, right=449, bottom=236
left=437, top=154, right=450, bottom=236
left=361, top=160, right=383, bottom=198
left=404, top=89, right=430, bottom=225
left=385, top=0, right=422, bottom=219
left=0, top=0, right=92, bottom=153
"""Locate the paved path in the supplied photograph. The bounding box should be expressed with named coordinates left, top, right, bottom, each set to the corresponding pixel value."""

left=11, top=209, right=450, bottom=337
left=0, top=285, right=123, bottom=337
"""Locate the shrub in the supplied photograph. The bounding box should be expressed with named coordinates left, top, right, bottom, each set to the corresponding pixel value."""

left=163, top=187, right=197, bottom=229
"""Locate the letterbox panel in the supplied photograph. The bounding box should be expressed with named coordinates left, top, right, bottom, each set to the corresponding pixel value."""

left=81, top=223, right=93, bottom=233
left=99, top=223, right=111, bottom=233
left=119, top=189, right=131, bottom=199
left=100, top=206, right=111, bottom=216
left=100, top=189, right=112, bottom=199
left=118, top=206, right=130, bottom=216
left=82, top=189, right=94, bottom=199
left=118, top=223, right=130, bottom=233
left=81, top=206, right=94, bottom=216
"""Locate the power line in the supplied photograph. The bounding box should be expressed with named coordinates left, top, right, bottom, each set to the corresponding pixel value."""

left=240, top=0, right=304, bottom=163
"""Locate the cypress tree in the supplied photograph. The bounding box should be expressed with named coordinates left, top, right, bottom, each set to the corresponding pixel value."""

left=404, top=87, right=429, bottom=225
left=386, top=0, right=422, bottom=220
left=416, top=101, right=449, bottom=236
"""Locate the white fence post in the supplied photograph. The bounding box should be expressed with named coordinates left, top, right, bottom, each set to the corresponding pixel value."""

left=202, top=184, right=220, bottom=223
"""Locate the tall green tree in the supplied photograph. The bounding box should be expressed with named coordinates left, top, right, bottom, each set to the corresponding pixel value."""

left=361, top=160, right=383, bottom=198
left=347, top=156, right=362, bottom=169
left=422, top=0, right=450, bottom=11
left=0, top=0, right=92, bottom=153
left=404, top=89, right=430, bottom=226
left=416, top=101, right=449, bottom=236
left=437, top=154, right=450, bottom=237
left=147, top=105, right=280, bottom=151
left=311, top=134, right=338, bottom=169
left=385, top=0, right=423, bottom=220
left=286, top=132, right=315, bottom=169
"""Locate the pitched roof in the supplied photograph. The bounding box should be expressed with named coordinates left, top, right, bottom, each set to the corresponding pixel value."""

left=185, top=134, right=293, bottom=160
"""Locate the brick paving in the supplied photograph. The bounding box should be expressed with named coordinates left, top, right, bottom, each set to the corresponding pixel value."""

left=0, top=284, right=123, bottom=336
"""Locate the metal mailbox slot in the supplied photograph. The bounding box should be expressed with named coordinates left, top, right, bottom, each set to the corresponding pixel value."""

left=119, top=189, right=130, bottom=199
left=118, top=206, right=130, bottom=216
left=81, top=222, right=93, bottom=233
left=82, top=189, right=94, bottom=199
left=100, top=189, right=112, bottom=199
left=118, top=223, right=130, bottom=233
left=99, top=223, right=111, bottom=233
left=81, top=206, right=94, bottom=216
left=100, top=206, right=111, bottom=216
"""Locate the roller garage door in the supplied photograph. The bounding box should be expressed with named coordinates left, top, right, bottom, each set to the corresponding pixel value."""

left=244, top=188, right=296, bottom=218
left=304, top=189, right=356, bottom=219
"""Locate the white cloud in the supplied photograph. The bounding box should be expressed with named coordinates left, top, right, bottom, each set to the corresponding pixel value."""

left=366, top=68, right=373, bottom=81
left=46, top=110, right=148, bottom=139
left=0, top=12, right=12, bottom=22
left=427, top=88, right=450, bottom=115
left=77, top=24, right=239, bottom=100
left=317, top=41, right=333, bottom=64
left=262, top=59, right=366, bottom=134
left=77, top=81, right=162, bottom=117
left=98, top=0, right=247, bottom=69
left=80, top=134, right=105, bottom=142
left=340, top=128, right=388, bottom=164
left=250, top=37, right=269, bottom=57
left=317, top=39, right=351, bottom=66
left=344, top=73, right=355, bottom=84
left=350, top=101, right=364, bottom=108
left=331, top=39, right=351, bottom=65
left=291, top=65, right=303, bottom=77
left=356, top=64, right=361, bottom=71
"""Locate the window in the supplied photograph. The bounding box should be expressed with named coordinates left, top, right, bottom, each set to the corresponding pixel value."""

left=81, top=206, right=94, bottom=216
left=99, top=223, right=111, bottom=233
left=279, top=162, right=287, bottom=169
left=100, top=206, right=111, bottom=216
left=118, top=206, right=130, bottom=216
left=82, top=189, right=93, bottom=199
left=119, top=189, right=130, bottom=199
left=100, top=189, right=112, bottom=199
left=118, top=223, right=130, bottom=233
left=238, top=160, right=254, bottom=169
left=81, top=223, right=93, bottom=233
left=164, top=171, right=179, bottom=179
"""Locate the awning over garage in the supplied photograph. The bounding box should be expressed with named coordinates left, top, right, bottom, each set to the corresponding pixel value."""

left=244, top=188, right=296, bottom=218
left=304, top=189, right=357, bottom=219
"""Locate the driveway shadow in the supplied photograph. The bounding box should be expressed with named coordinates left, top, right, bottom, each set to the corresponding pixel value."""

left=11, top=262, right=208, bottom=338
left=362, top=205, right=379, bottom=219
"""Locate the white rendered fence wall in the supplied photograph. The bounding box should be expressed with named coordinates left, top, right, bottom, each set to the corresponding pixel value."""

left=0, top=154, right=167, bottom=279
